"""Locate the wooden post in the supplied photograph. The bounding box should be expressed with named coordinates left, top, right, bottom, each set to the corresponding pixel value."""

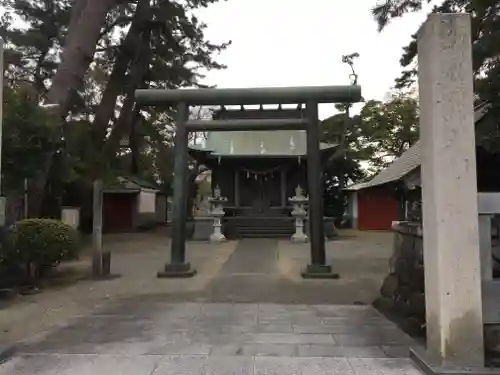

left=92, top=179, right=104, bottom=276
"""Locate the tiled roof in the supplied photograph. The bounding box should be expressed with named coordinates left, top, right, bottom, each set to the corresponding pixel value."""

left=345, top=102, right=491, bottom=191
left=345, top=141, right=421, bottom=191
left=103, top=176, right=160, bottom=193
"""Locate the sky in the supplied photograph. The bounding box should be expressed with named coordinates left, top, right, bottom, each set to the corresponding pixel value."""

left=1, top=0, right=434, bottom=120
left=195, top=0, right=433, bottom=119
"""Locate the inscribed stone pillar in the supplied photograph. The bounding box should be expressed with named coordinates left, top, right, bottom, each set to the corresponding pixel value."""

left=418, top=13, right=484, bottom=366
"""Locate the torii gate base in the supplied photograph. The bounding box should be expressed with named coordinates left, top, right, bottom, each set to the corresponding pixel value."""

left=301, top=264, right=338, bottom=279
left=158, top=263, right=197, bottom=278
left=135, top=85, right=362, bottom=279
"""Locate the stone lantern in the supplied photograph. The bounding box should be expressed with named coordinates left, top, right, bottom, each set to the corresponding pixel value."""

left=208, top=185, right=227, bottom=243
left=289, top=185, right=308, bottom=243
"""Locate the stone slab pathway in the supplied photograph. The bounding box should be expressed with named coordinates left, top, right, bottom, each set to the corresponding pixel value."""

left=0, top=236, right=424, bottom=374
left=2, top=303, right=421, bottom=374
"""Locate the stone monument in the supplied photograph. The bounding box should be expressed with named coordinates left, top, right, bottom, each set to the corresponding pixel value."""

left=411, top=13, right=486, bottom=372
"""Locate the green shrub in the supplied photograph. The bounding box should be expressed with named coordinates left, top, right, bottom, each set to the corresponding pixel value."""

left=1, top=219, right=80, bottom=280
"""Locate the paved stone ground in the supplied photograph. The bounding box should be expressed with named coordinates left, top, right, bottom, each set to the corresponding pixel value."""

left=0, top=230, right=424, bottom=374
left=3, top=303, right=421, bottom=374
left=0, top=231, right=237, bottom=344
left=197, top=234, right=394, bottom=304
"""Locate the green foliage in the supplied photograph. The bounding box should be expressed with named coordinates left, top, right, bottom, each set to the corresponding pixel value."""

left=1, top=219, right=80, bottom=279
left=323, top=157, right=365, bottom=221
left=373, top=0, right=500, bottom=142
left=322, top=91, right=419, bottom=179
left=62, top=119, right=96, bottom=182
left=322, top=112, right=365, bottom=174
left=1, top=0, right=230, bottom=212
left=0, top=0, right=70, bottom=92
left=2, top=84, right=61, bottom=191
left=358, top=92, right=419, bottom=171
left=372, top=0, right=430, bottom=32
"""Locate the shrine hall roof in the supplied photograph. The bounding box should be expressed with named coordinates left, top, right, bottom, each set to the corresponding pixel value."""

left=189, top=106, right=337, bottom=157
left=189, top=130, right=337, bottom=156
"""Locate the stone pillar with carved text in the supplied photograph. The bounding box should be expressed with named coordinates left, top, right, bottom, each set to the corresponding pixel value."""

left=412, top=13, right=484, bottom=370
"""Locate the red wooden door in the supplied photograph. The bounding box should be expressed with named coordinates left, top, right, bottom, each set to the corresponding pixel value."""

left=103, top=193, right=135, bottom=232
left=357, top=188, right=398, bottom=230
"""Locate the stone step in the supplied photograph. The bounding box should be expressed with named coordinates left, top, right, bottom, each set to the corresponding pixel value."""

left=236, top=235, right=293, bottom=239
left=234, top=227, right=292, bottom=233
left=234, top=225, right=294, bottom=230
left=229, top=220, right=294, bottom=225
left=233, top=226, right=294, bottom=232
left=225, top=217, right=296, bottom=238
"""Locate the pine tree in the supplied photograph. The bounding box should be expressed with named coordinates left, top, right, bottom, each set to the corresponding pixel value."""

left=372, top=0, right=500, bottom=150
left=1, top=0, right=230, bottom=216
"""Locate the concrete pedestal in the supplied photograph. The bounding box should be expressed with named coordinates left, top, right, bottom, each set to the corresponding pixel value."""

left=291, top=216, right=308, bottom=243
left=291, top=232, right=308, bottom=243
left=418, top=13, right=484, bottom=369
left=209, top=225, right=226, bottom=243
left=410, top=347, right=500, bottom=375
left=192, top=217, right=213, bottom=241
left=209, top=215, right=226, bottom=243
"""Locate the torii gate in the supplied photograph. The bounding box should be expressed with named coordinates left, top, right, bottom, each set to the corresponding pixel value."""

left=135, top=85, right=362, bottom=278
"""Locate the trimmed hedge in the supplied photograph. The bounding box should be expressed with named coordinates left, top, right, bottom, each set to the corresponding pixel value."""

left=0, top=219, right=80, bottom=280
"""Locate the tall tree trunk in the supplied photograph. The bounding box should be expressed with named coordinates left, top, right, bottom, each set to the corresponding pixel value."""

left=91, top=0, right=152, bottom=153
left=46, top=0, right=118, bottom=112
left=27, top=0, right=117, bottom=217
left=99, top=6, right=152, bottom=172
